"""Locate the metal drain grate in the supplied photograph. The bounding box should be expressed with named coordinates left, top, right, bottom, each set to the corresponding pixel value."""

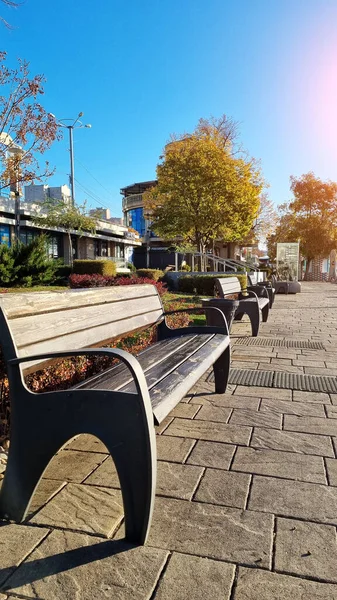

left=208, top=369, right=337, bottom=393
left=234, top=338, right=325, bottom=350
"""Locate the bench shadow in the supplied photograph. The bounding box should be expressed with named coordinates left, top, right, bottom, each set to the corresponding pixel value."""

left=0, top=535, right=132, bottom=591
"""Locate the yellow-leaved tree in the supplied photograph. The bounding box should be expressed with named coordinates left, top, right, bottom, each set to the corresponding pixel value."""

left=143, top=116, right=264, bottom=269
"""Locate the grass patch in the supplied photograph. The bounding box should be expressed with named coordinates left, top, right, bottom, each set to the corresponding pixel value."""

left=0, top=286, right=68, bottom=293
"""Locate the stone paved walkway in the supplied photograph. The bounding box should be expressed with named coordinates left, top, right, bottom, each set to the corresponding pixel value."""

left=1, top=281, right=337, bottom=599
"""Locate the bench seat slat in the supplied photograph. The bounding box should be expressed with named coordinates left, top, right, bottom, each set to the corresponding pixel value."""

left=151, top=333, right=230, bottom=423
left=74, top=334, right=200, bottom=391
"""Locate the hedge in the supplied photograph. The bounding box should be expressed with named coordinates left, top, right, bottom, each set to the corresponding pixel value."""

left=178, top=273, right=247, bottom=295
left=73, top=259, right=117, bottom=277
left=68, top=273, right=167, bottom=295
left=136, top=269, right=164, bottom=281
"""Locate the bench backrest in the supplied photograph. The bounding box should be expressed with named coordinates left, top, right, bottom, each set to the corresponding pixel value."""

left=0, top=284, right=163, bottom=373
left=215, top=277, right=241, bottom=297
left=248, top=273, right=257, bottom=286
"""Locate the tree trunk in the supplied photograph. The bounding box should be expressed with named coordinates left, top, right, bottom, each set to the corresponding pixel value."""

left=304, top=257, right=312, bottom=281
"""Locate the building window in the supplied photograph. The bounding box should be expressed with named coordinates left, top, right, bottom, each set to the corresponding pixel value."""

left=0, top=224, right=10, bottom=247
left=127, top=207, right=145, bottom=236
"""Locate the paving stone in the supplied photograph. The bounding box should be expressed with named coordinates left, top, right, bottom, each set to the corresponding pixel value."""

left=156, top=435, right=196, bottom=463
left=305, top=367, right=337, bottom=375
left=257, top=363, right=304, bottom=373
left=232, top=447, right=326, bottom=483
left=293, top=358, right=326, bottom=367
left=64, top=434, right=109, bottom=453
left=234, top=566, right=337, bottom=600
left=249, top=475, right=337, bottom=525
left=275, top=517, right=337, bottom=582
left=194, top=468, right=251, bottom=508
left=330, top=394, right=337, bottom=405
left=270, top=357, right=292, bottom=365
left=148, top=496, right=273, bottom=567
left=155, top=416, right=174, bottom=434
left=284, top=415, right=337, bottom=436
left=187, top=440, right=235, bottom=470
left=2, top=529, right=168, bottom=600
left=169, top=403, right=201, bottom=419
left=83, top=456, right=120, bottom=487
left=194, top=405, right=232, bottom=423
left=164, top=418, right=251, bottom=445
left=229, top=409, right=281, bottom=429
left=190, top=394, right=260, bottom=410
left=259, top=398, right=325, bottom=417
left=325, top=405, right=337, bottom=418
left=27, top=479, right=66, bottom=518
left=293, top=390, right=331, bottom=404
left=155, top=462, right=204, bottom=500
left=234, top=386, right=292, bottom=400
left=43, top=450, right=107, bottom=482
left=325, top=458, right=337, bottom=486
left=154, top=552, right=235, bottom=600
left=84, top=456, right=203, bottom=500
left=230, top=361, right=259, bottom=369
left=29, top=483, right=124, bottom=537
left=0, top=524, right=49, bottom=587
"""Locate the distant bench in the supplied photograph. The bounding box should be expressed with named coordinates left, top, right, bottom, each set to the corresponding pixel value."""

left=0, top=284, right=230, bottom=544
left=214, top=276, right=270, bottom=336
left=247, top=273, right=275, bottom=308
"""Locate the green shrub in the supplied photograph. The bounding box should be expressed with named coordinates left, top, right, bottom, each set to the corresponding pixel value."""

left=73, top=259, right=117, bottom=277
left=136, top=269, right=164, bottom=281
left=127, top=261, right=137, bottom=272
left=178, top=273, right=247, bottom=295
left=0, top=235, right=61, bottom=287
left=54, top=263, right=72, bottom=284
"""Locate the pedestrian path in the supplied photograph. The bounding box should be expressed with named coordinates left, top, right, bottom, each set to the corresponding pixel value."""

left=1, top=281, right=337, bottom=599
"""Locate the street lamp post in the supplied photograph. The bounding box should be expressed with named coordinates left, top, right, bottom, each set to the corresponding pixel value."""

left=51, top=112, right=91, bottom=205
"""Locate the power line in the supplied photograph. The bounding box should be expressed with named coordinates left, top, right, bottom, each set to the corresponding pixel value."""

left=76, top=158, right=114, bottom=198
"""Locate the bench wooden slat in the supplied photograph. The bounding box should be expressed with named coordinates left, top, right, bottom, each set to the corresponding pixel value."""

left=0, top=285, right=158, bottom=319
left=11, top=295, right=162, bottom=349
left=151, top=333, right=229, bottom=423
left=216, top=277, right=241, bottom=296
left=74, top=334, right=200, bottom=392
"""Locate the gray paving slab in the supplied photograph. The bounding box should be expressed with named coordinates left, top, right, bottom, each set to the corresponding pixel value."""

left=29, top=483, right=124, bottom=537
left=2, top=530, right=169, bottom=600
left=293, top=390, right=331, bottom=404
left=194, top=405, right=232, bottom=423
left=164, top=418, right=252, bottom=445
left=284, top=415, right=337, bottom=436
left=190, top=394, right=260, bottom=410
left=43, top=450, right=107, bottom=482
left=234, top=386, right=292, bottom=400
left=259, top=398, right=325, bottom=417
left=154, top=552, right=235, bottom=600
left=275, top=517, right=337, bottom=582
left=0, top=524, right=49, bottom=587
left=232, top=447, right=326, bottom=484
left=64, top=434, right=109, bottom=453
left=249, top=475, right=337, bottom=525
left=229, top=408, right=282, bottom=429
left=187, top=440, right=235, bottom=469
left=234, top=566, right=337, bottom=599
left=194, top=468, right=251, bottom=508
left=147, top=497, right=273, bottom=567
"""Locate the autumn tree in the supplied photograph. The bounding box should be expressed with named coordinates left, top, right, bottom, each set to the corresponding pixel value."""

left=266, top=173, right=337, bottom=277
left=0, top=0, right=20, bottom=28
left=0, top=51, right=60, bottom=190
left=144, top=116, right=264, bottom=269
left=33, top=200, right=97, bottom=266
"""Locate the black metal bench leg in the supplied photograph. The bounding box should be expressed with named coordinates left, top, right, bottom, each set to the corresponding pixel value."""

left=213, top=344, right=231, bottom=394
left=261, top=303, right=269, bottom=323
left=0, top=431, right=64, bottom=522
left=248, top=306, right=260, bottom=337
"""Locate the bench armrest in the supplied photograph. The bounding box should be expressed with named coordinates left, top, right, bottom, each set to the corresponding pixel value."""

left=247, top=285, right=269, bottom=299
left=8, top=348, right=148, bottom=399
left=239, top=289, right=259, bottom=301
left=158, top=306, right=229, bottom=337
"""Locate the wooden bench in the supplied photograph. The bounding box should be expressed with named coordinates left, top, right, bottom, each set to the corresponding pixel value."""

left=0, top=284, right=230, bottom=544
left=247, top=273, right=275, bottom=308
left=215, top=276, right=270, bottom=336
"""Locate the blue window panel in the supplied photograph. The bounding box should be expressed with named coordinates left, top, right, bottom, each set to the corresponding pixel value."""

left=0, top=225, right=10, bottom=247
left=128, top=207, right=146, bottom=236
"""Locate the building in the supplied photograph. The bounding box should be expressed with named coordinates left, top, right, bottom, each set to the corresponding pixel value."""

left=24, top=184, right=72, bottom=206
left=0, top=191, right=141, bottom=267
left=121, top=180, right=256, bottom=269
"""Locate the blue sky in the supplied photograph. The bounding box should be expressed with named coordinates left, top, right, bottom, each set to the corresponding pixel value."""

left=2, top=0, right=337, bottom=216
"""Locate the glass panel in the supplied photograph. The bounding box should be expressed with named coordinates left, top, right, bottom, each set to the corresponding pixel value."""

left=0, top=225, right=10, bottom=247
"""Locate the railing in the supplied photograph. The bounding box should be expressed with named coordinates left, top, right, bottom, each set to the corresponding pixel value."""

left=173, top=251, right=257, bottom=273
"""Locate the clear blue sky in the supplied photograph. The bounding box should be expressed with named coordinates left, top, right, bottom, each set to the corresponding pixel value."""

left=2, top=0, right=337, bottom=216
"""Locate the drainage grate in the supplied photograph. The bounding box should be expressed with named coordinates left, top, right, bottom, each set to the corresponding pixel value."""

left=234, top=338, right=325, bottom=350
left=208, top=369, right=337, bottom=393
